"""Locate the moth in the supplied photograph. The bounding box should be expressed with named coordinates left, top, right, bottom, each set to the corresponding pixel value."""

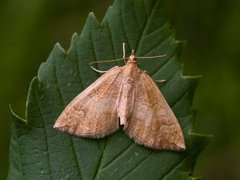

left=54, top=46, right=185, bottom=151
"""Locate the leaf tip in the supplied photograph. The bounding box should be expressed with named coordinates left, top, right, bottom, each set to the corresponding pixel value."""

left=54, top=42, right=65, bottom=53
left=87, top=12, right=100, bottom=24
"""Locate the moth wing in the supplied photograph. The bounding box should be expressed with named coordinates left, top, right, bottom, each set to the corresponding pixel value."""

left=125, top=72, right=185, bottom=150
left=54, top=66, right=124, bottom=138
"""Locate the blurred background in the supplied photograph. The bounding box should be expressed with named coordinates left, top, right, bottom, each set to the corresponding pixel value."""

left=0, top=0, right=239, bottom=179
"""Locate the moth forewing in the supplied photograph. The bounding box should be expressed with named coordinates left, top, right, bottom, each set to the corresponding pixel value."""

left=53, top=66, right=124, bottom=138
left=125, top=71, right=185, bottom=150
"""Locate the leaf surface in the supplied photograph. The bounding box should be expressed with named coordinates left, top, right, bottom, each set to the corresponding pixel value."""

left=8, top=0, right=210, bottom=179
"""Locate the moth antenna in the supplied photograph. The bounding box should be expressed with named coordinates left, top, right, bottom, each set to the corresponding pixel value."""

left=89, top=58, right=125, bottom=74
left=90, top=66, right=107, bottom=74
left=123, top=42, right=126, bottom=59
left=131, top=49, right=136, bottom=56
left=122, top=43, right=130, bottom=63
left=136, top=54, right=166, bottom=59
left=155, top=79, right=166, bottom=83
left=89, top=58, right=124, bottom=65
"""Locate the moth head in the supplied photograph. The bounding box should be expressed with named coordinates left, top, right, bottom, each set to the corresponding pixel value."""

left=127, top=49, right=137, bottom=63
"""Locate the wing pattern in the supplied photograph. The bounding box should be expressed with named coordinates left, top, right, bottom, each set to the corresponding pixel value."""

left=125, top=72, right=185, bottom=150
left=54, top=66, right=124, bottom=138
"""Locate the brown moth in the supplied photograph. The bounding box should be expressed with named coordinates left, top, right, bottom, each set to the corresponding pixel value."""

left=54, top=49, right=185, bottom=151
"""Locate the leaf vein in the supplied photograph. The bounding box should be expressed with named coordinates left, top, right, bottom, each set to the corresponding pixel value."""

left=144, top=33, right=172, bottom=56
left=119, top=0, right=130, bottom=49
left=33, top=82, right=53, bottom=180
left=74, top=37, right=84, bottom=90
left=92, top=137, right=109, bottom=179
left=90, top=33, right=100, bottom=75
left=144, top=21, right=169, bottom=38
left=99, top=142, right=134, bottom=170
left=121, top=152, right=152, bottom=180
left=141, top=0, right=148, bottom=18
left=171, top=82, right=196, bottom=109
left=151, top=53, right=176, bottom=79
left=162, top=140, right=207, bottom=179
left=135, top=0, right=158, bottom=51
left=53, top=60, right=83, bottom=179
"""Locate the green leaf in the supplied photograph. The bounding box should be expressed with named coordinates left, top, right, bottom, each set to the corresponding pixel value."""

left=8, top=0, right=210, bottom=179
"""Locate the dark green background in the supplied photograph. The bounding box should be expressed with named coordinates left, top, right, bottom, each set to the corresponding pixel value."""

left=0, top=0, right=239, bottom=179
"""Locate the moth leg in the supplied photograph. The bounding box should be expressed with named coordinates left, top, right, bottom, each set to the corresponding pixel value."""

left=154, top=79, right=166, bottom=83
left=90, top=66, right=107, bottom=73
